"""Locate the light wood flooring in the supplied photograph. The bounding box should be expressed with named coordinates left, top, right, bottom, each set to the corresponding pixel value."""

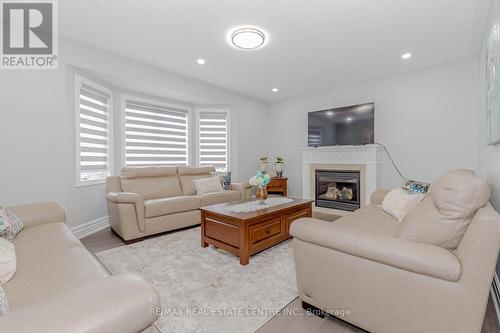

left=82, top=227, right=500, bottom=333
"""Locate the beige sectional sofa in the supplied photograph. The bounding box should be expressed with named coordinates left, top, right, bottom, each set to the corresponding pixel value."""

left=107, top=166, right=252, bottom=242
left=0, top=202, right=160, bottom=333
left=291, top=176, right=500, bottom=333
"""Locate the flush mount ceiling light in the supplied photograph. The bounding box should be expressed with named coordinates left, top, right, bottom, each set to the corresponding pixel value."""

left=228, top=26, right=268, bottom=50
left=197, top=58, right=206, bottom=65
left=401, top=52, right=412, bottom=60
left=272, top=88, right=279, bottom=92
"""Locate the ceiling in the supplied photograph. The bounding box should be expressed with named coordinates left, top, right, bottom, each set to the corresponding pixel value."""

left=60, top=0, right=489, bottom=102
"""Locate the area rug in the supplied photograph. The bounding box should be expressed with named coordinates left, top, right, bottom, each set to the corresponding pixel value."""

left=96, top=227, right=297, bottom=333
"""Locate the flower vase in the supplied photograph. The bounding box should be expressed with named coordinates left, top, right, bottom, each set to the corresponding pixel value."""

left=256, top=185, right=268, bottom=204
left=275, top=162, right=284, bottom=178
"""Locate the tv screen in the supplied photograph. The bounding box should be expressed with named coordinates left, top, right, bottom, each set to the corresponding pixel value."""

left=308, top=103, right=374, bottom=147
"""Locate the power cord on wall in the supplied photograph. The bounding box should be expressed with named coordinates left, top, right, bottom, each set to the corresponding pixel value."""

left=374, top=142, right=408, bottom=182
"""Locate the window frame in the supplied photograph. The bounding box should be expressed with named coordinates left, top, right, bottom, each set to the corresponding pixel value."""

left=75, top=74, right=114, bottom=187
left=194, top=107, right=231, bottom=172
left=120, top=94, right=193, bottom=168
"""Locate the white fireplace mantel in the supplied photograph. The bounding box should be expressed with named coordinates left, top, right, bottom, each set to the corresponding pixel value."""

left=302, top=144, right=383, bottom=210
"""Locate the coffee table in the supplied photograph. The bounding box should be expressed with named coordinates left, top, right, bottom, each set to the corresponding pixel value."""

left=199, top=197, right=313, bottom=265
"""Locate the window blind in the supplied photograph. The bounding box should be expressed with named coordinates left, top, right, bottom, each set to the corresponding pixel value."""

left=78, top=82, right=112, bottom=183
left=124, top=99, right=189, bottom=166
left=198, top=110, right=229, bottom=171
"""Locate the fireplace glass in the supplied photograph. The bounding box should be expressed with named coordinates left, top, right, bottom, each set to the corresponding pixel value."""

left=315, top=170, right=361, bottom=211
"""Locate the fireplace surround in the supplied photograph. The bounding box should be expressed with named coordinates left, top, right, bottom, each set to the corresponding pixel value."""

left=315, top=170, right=360, bottom=211
left=301, top=145, right=383, bottom=213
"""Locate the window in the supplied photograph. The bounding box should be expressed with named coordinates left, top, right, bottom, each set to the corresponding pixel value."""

left=197, top=109, right=230, bottom=171
left=122, top=96, right=190, bottom=166
left=76, top=76, right=113, bottom=186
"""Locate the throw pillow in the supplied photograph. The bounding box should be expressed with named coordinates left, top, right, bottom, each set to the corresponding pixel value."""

left=0, top=208, right=23, bottom=241
left=0, top=238, right=16, bottom=284
left=194, top=176, right=223, bottom=195
left=382, top=188, right=425, bottom=222
left=210, top=171, right=232, bottom=190
left=398, top=169, right=490, bottom=249
left=402, top=180, right=430, bottom=194
left=0, top=285, right=8, bottom=316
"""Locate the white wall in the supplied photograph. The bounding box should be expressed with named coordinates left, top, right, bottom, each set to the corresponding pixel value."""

left=268, top=58, right=479, bottom=196
left=0, top=39, right=268, bottom=230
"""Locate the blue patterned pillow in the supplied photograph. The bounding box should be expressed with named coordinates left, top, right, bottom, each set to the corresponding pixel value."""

left=211, top=171, right=232, bottom=190
left=403, top=180, right=430, bottom=194
left=0, top=208, right=23, bottom=241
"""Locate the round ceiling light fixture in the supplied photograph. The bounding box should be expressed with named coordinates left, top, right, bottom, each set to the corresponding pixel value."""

left=228, top=26, right=268, bottom=50
left=401, top=52, right=412, bottom=60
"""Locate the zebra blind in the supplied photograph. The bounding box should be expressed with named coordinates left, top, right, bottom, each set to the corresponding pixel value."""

left=198, top=110, right=229, bottom=171
left=124, top=99, right=189, bottom=166
left=77, top=80, right=112, bottom=184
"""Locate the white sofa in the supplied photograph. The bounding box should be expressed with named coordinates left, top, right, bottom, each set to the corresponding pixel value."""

left=291, top=171, right=500, bottom=333
left=107, top=166, right=252, bottom=242
left=0, top=202, right=160, bottom=333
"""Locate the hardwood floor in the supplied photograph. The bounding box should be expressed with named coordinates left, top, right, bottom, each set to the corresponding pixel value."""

left=82, top=228, right=500, bottom=333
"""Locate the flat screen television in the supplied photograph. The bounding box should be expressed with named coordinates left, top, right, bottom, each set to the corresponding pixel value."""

left=308, top=102, right=374, bottom=147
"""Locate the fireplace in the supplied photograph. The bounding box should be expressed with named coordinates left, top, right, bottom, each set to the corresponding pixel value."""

left=315, top=170, right=361, bottom=211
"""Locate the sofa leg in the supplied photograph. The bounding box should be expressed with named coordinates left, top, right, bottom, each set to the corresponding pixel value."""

left=302, top=301, right=326, bottom=318
left=124, top=237, right=144, bottom=244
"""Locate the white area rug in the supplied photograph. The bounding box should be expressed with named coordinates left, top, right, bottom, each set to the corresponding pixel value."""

left=96, top=227, right=297, bottom=333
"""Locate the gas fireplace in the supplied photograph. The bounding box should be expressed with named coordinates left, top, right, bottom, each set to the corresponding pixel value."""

left=315, top=170, right=361, bottom=211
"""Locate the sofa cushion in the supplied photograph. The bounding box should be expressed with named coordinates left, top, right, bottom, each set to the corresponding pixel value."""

left=121, top=166, right=177, bottom=179
left=199, top=190, right=241, bottom=206
left=144, top=196, right=201, bottom=218
left=398, top=169, right=491, bottom=249
left=4, top=245, right=109, bottom=310
left=336, top=204, right=400, bottom=237
left=12, top=223, right=80, bottom=266
left=177, top=165, right=215, bottom=176
left=179, top=174, right=211, bottom=196
left=0, top=238, right=16, bottom=285
left=120, top=166, right=182, bottom=200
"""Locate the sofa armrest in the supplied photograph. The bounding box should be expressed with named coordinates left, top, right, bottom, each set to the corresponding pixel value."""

left=7, top=202, right=66, bottom=229
left=290, top=218, right=462, bottom=281
left=106, top=192, right=145, bottom=233
left=370, top=189, right=390, bottom=205
left=106, top=192, right=143, bottom=204
left=232, top=182, right=252, bottom=200
left=0, top=273, right=160, bottom=333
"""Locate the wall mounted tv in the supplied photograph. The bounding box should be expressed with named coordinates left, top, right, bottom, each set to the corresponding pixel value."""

left=308, top=102, right=374, bottom=147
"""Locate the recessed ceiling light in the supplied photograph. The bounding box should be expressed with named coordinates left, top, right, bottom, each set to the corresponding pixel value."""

left=347, top=117, right=353, bottom=121
left=197, top=58, right=206, bottom=65
left=227, top=26, right=268, bottom=50
left=272, top=88, right=279, bottom=92
left=401, top=53, right=412, bottom=60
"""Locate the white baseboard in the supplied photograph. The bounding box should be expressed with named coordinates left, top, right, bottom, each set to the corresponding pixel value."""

left=72, top=216, right=109, bottom=239
left=491, top=272, right=500, bottom=327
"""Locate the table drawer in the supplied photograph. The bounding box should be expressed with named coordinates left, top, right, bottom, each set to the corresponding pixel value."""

left=250, top=217, right=283, bottom=245
left=267, top=180, right=285, bottom=191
